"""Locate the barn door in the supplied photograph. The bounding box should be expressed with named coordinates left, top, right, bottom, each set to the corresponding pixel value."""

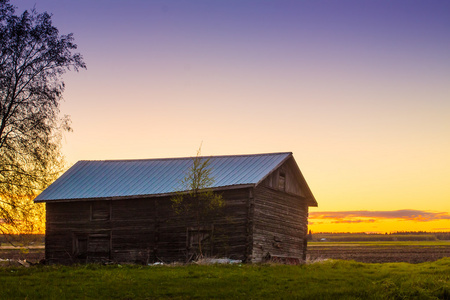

left=73, top=233, right=88, bottom=259
left=73, top=231, right=111, bottom=263
left=87, top=232, right=111, bottom=262
left=186, top=226, right=213, bottom=260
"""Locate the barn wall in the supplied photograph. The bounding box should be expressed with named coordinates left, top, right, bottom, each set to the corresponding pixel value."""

left=145, top=188, right=251, bottom=263
left=45, top=188, right=251, bottom=264
left=45, top=201, right=98, bottom=264
left=252, top=185, right=309, bottom=263
left=111, top=199, right=156, bottom=263
left=215, top=187, right=253, bottom=261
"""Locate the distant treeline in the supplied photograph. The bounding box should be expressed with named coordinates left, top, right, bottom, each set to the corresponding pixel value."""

left=309, top=231, right=450, bottom=242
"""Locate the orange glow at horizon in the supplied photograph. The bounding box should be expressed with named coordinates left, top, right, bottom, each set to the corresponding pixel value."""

left=308, top=210, right=450, bottom=233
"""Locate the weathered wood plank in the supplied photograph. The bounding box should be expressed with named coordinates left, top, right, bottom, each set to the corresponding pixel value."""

left=45, top=188, right=251, bottom=264
left=252, top=185, right=309, bottom=263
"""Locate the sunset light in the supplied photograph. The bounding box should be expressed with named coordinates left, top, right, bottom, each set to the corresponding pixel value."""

left=309, top=210, right=450, bottom=233
left=14, top=0, right=450, bottom=234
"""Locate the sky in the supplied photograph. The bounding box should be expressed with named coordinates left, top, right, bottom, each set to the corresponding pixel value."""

left=16, top=0, right=450, bottom=233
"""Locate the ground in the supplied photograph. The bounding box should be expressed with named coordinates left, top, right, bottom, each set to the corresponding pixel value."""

left=1, top=233, right=449, bottom=265
left=1, top=242, right=449, bottom=265
left=0, top=246, right=44, bottom=265
left=307, top=241, right=450, bottom=263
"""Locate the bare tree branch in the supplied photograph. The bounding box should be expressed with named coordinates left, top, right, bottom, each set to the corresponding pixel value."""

left=0, top=0, right=85, bottom=240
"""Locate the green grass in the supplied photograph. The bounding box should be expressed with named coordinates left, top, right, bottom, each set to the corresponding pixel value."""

left=0, top=259, right=449, bottom=299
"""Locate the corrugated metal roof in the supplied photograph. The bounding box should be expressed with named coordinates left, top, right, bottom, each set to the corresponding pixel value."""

left=35, top=152, right=292, bottom=202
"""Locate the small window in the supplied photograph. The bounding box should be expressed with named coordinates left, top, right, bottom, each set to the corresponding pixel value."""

left=278, top=172, right=286, bottom=191
left=91, top=202, right=111, bottom=221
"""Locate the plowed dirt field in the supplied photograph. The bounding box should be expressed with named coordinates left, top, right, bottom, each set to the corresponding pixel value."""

left=307, top=242, right=450, bottom=263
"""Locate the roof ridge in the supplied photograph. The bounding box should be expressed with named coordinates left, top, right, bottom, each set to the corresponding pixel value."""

left=77, top=152, right=293, bottom=163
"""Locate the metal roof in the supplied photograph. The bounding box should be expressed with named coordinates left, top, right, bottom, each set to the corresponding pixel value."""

left=34, top=152, right=293, bottom=202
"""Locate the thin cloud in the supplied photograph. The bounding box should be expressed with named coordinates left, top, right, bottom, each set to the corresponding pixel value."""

left=310, top=210, right=450, bottom=222
left=331, top=219, right=377, bottom=224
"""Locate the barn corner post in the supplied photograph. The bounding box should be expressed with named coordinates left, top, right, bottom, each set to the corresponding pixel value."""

left=44, top=202, right=50, bottom=263
left=245, top=187, right=255, bottom=263
left=302, top=210, right=309, bottom=263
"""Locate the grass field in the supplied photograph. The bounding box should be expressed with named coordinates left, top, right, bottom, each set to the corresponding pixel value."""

left=1, top=234, right=449, bottom=299
left=0, top=259, right=449, bottom=299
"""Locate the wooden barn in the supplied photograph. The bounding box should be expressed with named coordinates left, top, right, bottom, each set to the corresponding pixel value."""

left=34, top=152, right=317, bottom=264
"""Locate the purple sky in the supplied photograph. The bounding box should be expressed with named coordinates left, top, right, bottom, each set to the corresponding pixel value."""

left=14, top=1, right=450, bottom=220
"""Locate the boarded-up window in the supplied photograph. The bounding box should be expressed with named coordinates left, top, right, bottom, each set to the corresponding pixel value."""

left=88, top=233, right=111, bottom=257
left=278, top=172, right=286, bottom=191
left=91, top=202, right=111, bottom=221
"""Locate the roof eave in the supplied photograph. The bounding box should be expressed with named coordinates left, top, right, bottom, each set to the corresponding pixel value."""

left=33, top=183, right=256, bottom=203
left=308, top=198, right=318, bottom=207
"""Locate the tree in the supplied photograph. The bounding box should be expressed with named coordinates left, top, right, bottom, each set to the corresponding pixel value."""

left=0, top=0, right=86, bottom=240
left=171, top=147, right=224, bottom=260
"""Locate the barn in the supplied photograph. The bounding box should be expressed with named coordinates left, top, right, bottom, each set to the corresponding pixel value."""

left=34, top=152, right=318, bottom=264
